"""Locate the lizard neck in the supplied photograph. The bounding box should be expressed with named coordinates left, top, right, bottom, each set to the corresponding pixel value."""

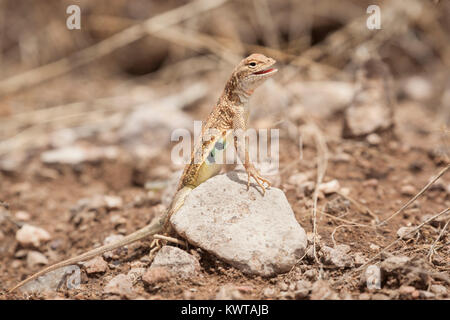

left=222, top=75, right=253, bottom=106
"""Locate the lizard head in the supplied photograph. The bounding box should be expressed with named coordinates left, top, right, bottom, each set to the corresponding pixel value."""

left=233, top=53, right=278, bottom=90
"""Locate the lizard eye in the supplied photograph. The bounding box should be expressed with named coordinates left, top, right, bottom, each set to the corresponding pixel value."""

left=248, top=62, right=257, bottom=68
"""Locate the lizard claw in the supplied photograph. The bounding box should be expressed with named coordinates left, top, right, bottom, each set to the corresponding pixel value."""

left=246, top=165, right=271, bottom=195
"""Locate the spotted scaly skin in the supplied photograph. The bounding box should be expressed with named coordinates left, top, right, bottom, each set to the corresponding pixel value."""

left=9, top=54, right=278, bottom=293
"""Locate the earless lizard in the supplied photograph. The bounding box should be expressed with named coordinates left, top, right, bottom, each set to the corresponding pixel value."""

left=10, top=53, right=278, bottom=292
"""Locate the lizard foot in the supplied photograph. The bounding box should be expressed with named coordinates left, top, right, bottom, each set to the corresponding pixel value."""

left=245, top=164, right=271, bottom=195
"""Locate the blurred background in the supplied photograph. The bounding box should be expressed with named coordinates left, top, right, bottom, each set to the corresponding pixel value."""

left=0, top=0, right=449, bottom=167
left=1, top=0, right=450, bottom=299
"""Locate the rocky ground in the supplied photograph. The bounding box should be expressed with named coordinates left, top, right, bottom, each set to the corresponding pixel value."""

left=0, top=66, right=448, bottom=300
left=0, top=0, right=449, bottom=301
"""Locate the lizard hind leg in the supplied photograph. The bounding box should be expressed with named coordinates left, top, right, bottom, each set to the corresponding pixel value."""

left=150, top=185, right=193, bottom=256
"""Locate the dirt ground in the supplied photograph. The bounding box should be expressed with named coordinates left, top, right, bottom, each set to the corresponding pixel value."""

left=0, top=0, right=449, bottom=300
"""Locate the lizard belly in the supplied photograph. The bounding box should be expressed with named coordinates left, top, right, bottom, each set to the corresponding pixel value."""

left=195, top=136, right=228, bottom=185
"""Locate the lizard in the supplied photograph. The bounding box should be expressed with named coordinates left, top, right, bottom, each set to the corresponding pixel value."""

left=9, top=53, right=278, bottom=293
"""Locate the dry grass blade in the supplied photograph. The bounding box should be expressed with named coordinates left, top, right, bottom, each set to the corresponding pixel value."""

left=357, top=207, right=450, bottom=272
left=378, top=164, right=450, bottom=226
left=0, top=0, right=229, bottom=97
left=428, top=218, right=449, bottom=263
left=306, top=124, right=329, bottom=264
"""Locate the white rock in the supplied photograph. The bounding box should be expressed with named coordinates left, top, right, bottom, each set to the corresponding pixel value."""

left=41, top=145, right=118, bottom=165
left=430, top=284, right=447, bottom=295
left=150, top=246, right=200, bottom=278
left=215, top=285, right=243, bottom=300
left=310, top=280, right=338, bottom=300
left=366, top=133, right=381, bottom=145
left=103, top=234, right=125, bottom=259
left=104, top=196, right=123, bottom=210
left=20, top=265, right=81, bottom=293
left=127, top=267, right=146, bottom=284
left=321, top=245, right=354, bottom=268
left=82, top=256, right=108, bottom=274
left=16, top=224, right=51, bottom=248
left=397, top=226, right=417, bottom=240
left=318, top=180, right=341, bottom=195
left=287, top=173, right=311, bottom=186
left=400, top=185, right=416, bottom=196
left=27, top=251, right=49, bottom=268
left=401, top=76, right=433, bottom=101
left=104, top=274, right=134, bottom=298
left=380, top=255, right=410, bottom=273
left=118, top=84, right=206, bottom=146
left=287, top=81, right=355, bottom=117
left=15, top=211, right=31, bottom=221
left=170, top=171, right=308, bottom=276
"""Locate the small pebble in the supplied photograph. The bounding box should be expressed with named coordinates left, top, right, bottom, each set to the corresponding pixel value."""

left=16, top=224, right=51, bottom=248
left=104, top=274, right=134, bottom=298
left=400, top=185, right=416, bottom=196
left=83, top=256, right=108, bottom=274
left=142, top=267, right=170, bottom=285
left=318, top=179, right=341, bottom=195
left=15, top=211, right=31, bottom=221
left=27, top=251, right=49, bottom=268
left=397, top=226, right=417, bottom=240
left=430, top=284, right=447, bottom=296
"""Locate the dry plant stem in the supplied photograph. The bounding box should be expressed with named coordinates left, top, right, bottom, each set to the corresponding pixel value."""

left=310, top=124, right=329, bottom=264
left=428, top=219, right=450, bottom=263
left=0, top=0, right=229, bottom=97
left=153, top=234, right=187, bottom=247
left=378, top=164, right=450, bottom=226
left=357, top=207, right=450, bottom=273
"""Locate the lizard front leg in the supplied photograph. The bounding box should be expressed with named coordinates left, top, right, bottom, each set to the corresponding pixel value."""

left=233, top=109, right=271, bottom=194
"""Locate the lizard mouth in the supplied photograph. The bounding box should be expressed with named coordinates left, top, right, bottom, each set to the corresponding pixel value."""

left=253, top=68, right=278, bottom=75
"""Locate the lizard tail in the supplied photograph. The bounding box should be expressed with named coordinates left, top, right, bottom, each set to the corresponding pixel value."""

left=9, top=186, right=194, bottom=293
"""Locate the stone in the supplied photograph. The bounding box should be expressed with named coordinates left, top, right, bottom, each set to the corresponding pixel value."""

left=419, top=291, right=435, bottom=299
left=118, top=83, right=205, bottom=147
left=15, top=211, right=31, bottom=221
left=321, top=244, right=354, bottom=268
left=342, top=59, right=394, bottom=138
left=354, top=252, right=368, bottom=266
left=400, top=185, right=416, bottom=196
left=430, top=284, right=447, bottom=296
left=310, top=280, right=338, bottom=300
left=27, top=251, right=49, bottom=268
left=150, top=246, right=200, bottom=278
left=287, top=81, right=355, bottom=117
left=16, top=224, right=51, bottom=248
left=262, top=287, right=276, bottom=298
left=41, top=145, right=118, bottom=165
left=287, top=173, right=312, bottom=187
left=104, top=196, right=123, bottom=210
left=401, top=76, right=433, bottom=101
left=126, top=267, right=146, bottom=284
left=294, top=280, right=312, bottom=299
left=215, top=285, right=243, bottom=300
left=380, top=255, right=410, bottom=274
left=366, top=133, right=381, bottom=145
left=104, top=274, right=134, bottom=298
left=20, top=265, right=81, bottom=293
left=142, top=267, right=170, bottom=285
left=397, top=226, right=417, bottom=240
left=318, top=180, right=340, bottom=195
left=170, top=171, right=308, bottom=276
left=102, top=234, right=125, bottom=259
left=82, top=256, right=108, bottom=274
